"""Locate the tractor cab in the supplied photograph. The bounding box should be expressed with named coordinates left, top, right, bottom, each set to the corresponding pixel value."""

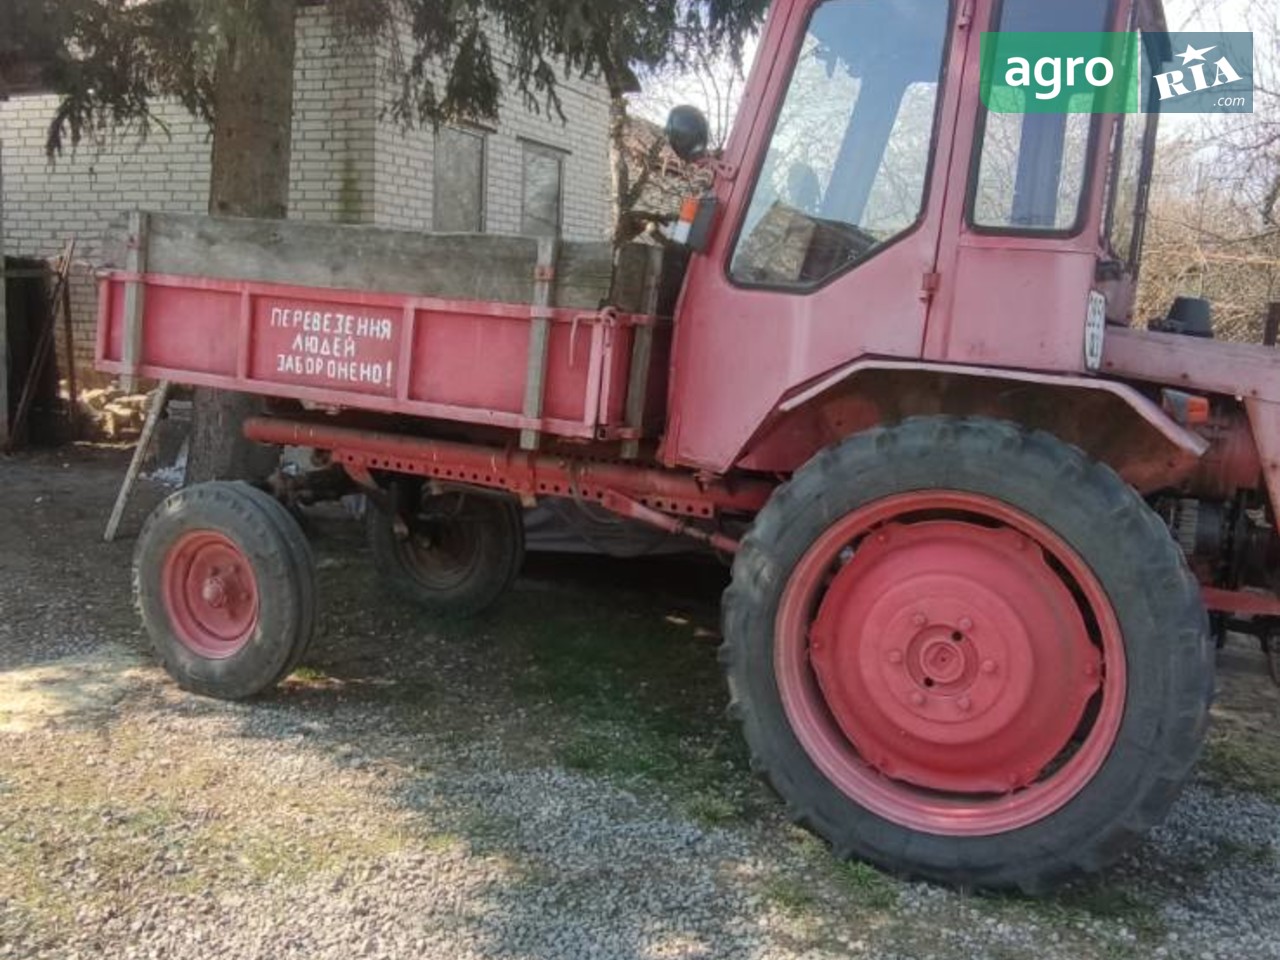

left=663, top=0, right=1169, bottom=472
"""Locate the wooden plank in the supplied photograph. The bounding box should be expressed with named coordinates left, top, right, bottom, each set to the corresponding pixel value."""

left=608, top=243, right=654, bottom=313
left=520, top=237, right=559, bottom=451
left=120, top=211, right=148, bottom=392
left=104, top=381, right=171, bottom=543
left=61, top=270, right=77, bottom=421
left=102, top=212, right=619, bottom=311
left=620, top=245, right=666, bottom=459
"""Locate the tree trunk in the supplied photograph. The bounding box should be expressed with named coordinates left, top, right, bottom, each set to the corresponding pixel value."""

left=608, top=91, right=631, bottom=250
left=186, top=0, right=297, bottom=485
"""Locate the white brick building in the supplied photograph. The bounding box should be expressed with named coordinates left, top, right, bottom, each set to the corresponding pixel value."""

left=0, top=5, right=613, bottom=385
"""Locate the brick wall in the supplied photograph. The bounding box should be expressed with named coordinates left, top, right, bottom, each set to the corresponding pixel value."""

left=0, top=7, right=613, bottom=389
left=481, top=32, right=612, bottom=240
left=0, top=93, right=212, bottom=386
left=290, top=10, right=377, bottom=224
left=369, top=27, right=612, bottom=238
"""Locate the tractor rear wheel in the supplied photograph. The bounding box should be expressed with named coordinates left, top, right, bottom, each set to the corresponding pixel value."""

left=722, top=417, right=1212, bottom=892
left=368, top=488, right=524, bottom=617
left=135, top=481, right=317, bottom=700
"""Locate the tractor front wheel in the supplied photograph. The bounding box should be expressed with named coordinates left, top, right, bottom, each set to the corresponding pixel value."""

left=134, top=481, right=317, bottom=700
left=722, top=417, right=1212, bottom=892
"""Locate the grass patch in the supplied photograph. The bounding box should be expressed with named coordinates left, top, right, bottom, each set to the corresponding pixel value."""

left=1179, top=835, right=1278, bottom=879
left=762, top=875, right=819, bottom=915
left=0, top=820, right=76, bottom=932
left=756, top=830, right=900, bottom=925
left=197, top=818, right=409, bottom=886
left=1200, top=732, right=1280, bottom=801
left=1213, top=837, right=1276, bottom=867
left=288, top=665, right=331, bottom=683
left=560, top=723, right=683, bottom=780
left=0, top=718, right=423, bottom=924
left=498, top=586, right=758, bottom=824
left=830, top=859, right=898, bottom=910
left=682, top=790, right=742, bottom=825
left=980, top=879, right=1166, bottom=953
left=1055, top=885, right=1165, bottom=941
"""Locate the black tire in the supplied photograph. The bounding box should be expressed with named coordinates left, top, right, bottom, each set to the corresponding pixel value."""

left=134, top=481, right=317, bottom=700
left=722, top=417, right=1213, bottom=892
left=368, top=488, right=524, bottom=617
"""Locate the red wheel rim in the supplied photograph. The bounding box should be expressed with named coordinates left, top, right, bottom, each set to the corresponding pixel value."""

left=162, top=531, right=260, bottom=659
left=775, top=492, right=1126, bottom=836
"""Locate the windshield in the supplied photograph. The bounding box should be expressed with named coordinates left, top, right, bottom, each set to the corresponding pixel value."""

left=729, top=0, right=950, bottom=288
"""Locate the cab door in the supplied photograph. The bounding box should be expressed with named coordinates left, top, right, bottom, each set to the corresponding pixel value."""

left=923, top=0, right=1126, bottom=373
left=665, top=0, right=970, bottom=472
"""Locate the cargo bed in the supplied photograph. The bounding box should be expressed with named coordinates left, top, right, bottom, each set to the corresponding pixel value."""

left=96, top=213, right=675, bottom=447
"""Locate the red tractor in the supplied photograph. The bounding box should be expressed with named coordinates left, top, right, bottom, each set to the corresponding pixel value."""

left=100, top=0, right=1271, bottom=891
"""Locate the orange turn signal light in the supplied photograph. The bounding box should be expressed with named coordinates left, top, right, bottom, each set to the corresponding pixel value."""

left=1161, top=389, right=1211, bottom=426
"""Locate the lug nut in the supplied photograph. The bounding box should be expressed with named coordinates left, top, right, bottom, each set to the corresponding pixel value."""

left=958, top=617, right=973, bottom=631
left=888, top=650, right=904, bottom=664
left=912, top=612, right=927, bottom=627
left=202, top=577, right=228, bottom=608
left=981, top=659, right=998, bottom=675
left=910, top=692, right=926, bottom=706
left=957, top=695, right=973, bottom=713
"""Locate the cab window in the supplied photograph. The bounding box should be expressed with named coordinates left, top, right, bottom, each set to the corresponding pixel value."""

left=730, top=0, right=950, bottom=288
left=969, top=0, right=1112, bottom=232
left=1106, top=23, right=1162, bottom=265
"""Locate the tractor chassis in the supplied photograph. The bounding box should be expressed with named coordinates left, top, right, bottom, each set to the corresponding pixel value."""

left=245, top=416, right=771, bottom=556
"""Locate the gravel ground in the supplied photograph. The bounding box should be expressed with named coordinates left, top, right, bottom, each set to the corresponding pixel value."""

left=2, top=444, right=1279, bottom=960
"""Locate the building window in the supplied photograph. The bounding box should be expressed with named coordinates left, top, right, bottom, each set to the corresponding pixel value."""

left=434, top=127, right=486, bottom=232
left=521, top=141, right=565, bottom=237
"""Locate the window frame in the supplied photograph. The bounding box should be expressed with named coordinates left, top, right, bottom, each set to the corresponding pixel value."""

left=520, top=139, right=568, bottom=238
left=1102, top=10, right=1161, bottom=268
left=433, top=125, right=488, bottom=233
left=724, top=0, right=958, bottom=294
left=1101, top=107, right=1158, bottom=265
left=962, top=0, right=1119, bottom=239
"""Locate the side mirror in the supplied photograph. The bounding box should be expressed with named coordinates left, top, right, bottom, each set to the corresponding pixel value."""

left=665, top=105, right=710, bottom=163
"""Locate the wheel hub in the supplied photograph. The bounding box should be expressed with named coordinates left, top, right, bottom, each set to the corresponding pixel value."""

left=201, top=574, right=229, bottom=608
left=162, top=533, right=260, bottom=659
left=810, top=521, right=1102, bottom=795
left=399, top=509, right=483, bottom=589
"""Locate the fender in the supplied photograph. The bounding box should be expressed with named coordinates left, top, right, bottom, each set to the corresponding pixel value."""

left=734, top=358, right=1209, bottom=494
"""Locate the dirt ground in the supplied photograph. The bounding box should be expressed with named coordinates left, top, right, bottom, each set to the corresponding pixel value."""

left=2, top=444, right=1280, bottom=960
